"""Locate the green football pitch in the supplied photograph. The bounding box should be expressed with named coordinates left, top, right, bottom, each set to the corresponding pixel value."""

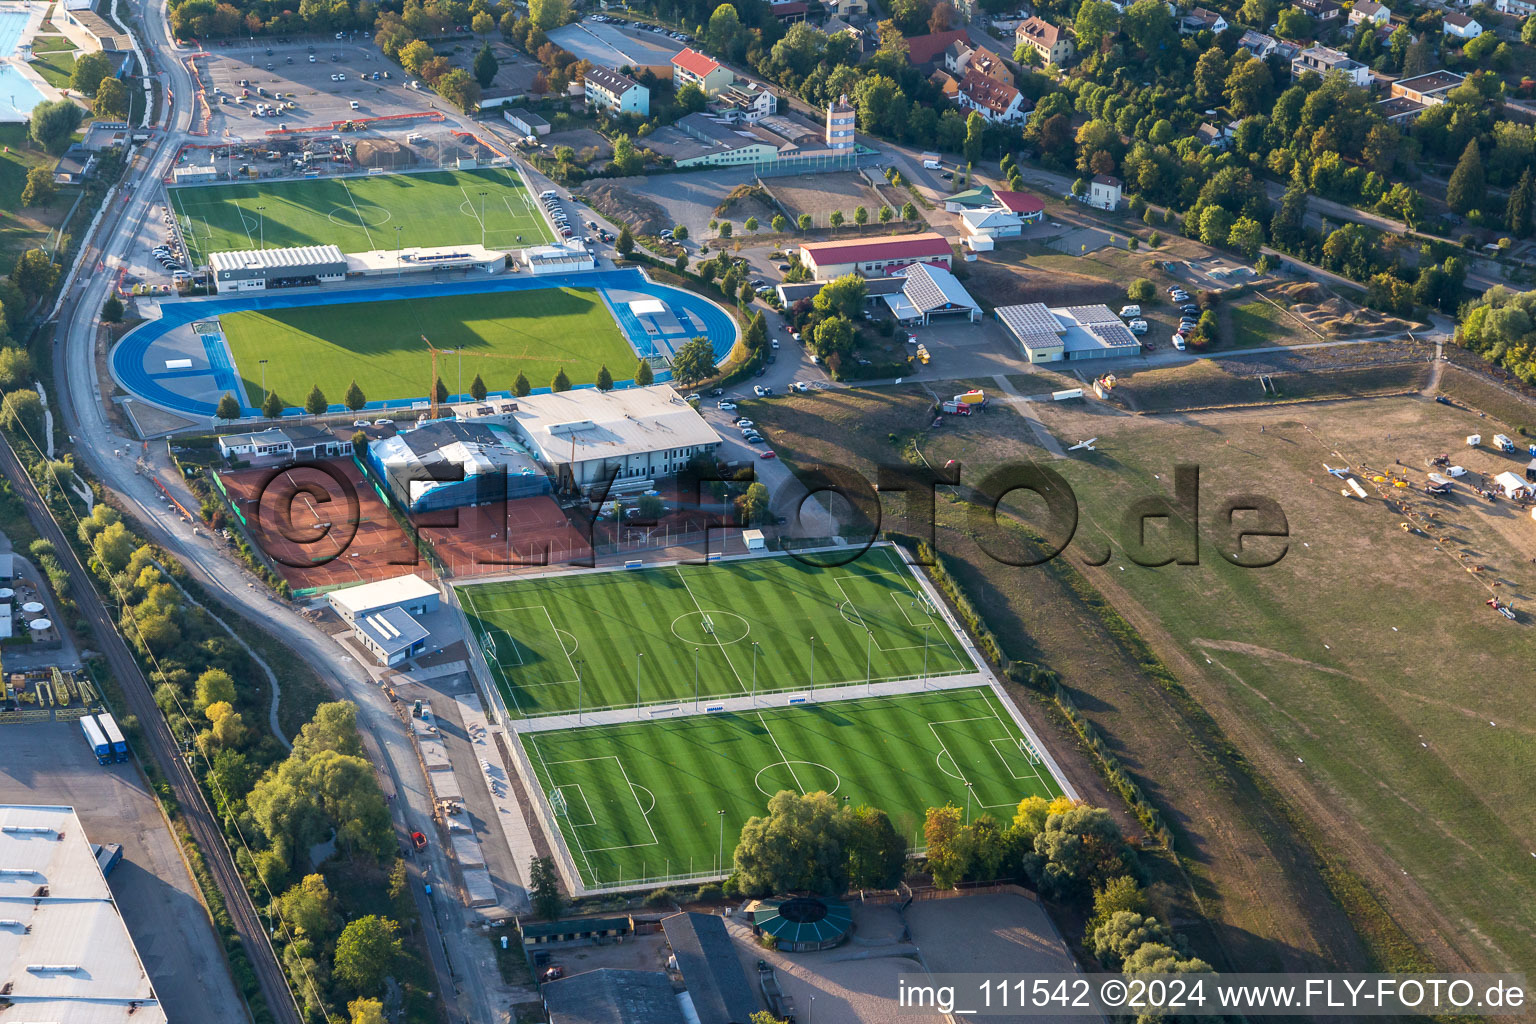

left=219, top=287, right=636, bottom=407
left=520, top=687, right=1062, bottom=889
left=457, top=548, right=976, bottom=717
left=169, top=167, right=554, bottom=262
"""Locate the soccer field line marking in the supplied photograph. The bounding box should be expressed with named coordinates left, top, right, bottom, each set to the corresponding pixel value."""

left=931, top=716, right=1049, bottom=806
left=552, top=783, right=596, bottom=826
left=542, top=753, right=659, bottom=848
left=877, top=545, right=965, bottom=664
left=756, top=711, right=808, bottom=795
left=674, top=568, right=750, bottom=696
left=339, top=177, right=378, bottom=250
left=830, top=573, right=956, bottom=658
left=987, top=696, right=1052, bottom=793
left=461, top=585, right=527, bottom=718
left=493, top=603, right=579, bottom=685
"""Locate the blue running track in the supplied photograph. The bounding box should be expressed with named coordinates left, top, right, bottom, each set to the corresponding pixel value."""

left=110, top=268, right=740, bottom=418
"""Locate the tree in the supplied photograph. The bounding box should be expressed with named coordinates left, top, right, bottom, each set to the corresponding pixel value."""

left=671, top=337, right=716, bottom=383
left=1122, top=941, right=1212, bottom=977
left=71, top=50, right=114, bottom=96
left=846, top=805, right=908, bottom=889
left=1193, top=46, right=1228, bottom=105
left=195, top=668, right=236, bottom=712
left=0, top=390, right=41, bottom=439
left=262, top=390, right=284, bottom=419
left=101, top=294, right=124, bottom=323
left=635, top=359, right=655, bottom=387
left=673, top=225, right=689, bottom=241
left=333, top=915, right=402, bottom=994
left=1031, top=805, right=1135, bottom=899
left=349, top=998, right=387, bottom=1024
left=924, top=804, right=965, bottom=888
left=595, top=364, right=614, bottom=391
left=963, top=110, right=985, bottom=165
left=435, top=69, right=482, bottom=114
left=813, top=273, right=868, bottom=320
left=95, top=77, right=129, bottom=119
left=0, top=348, right=32, bottom=390
left=92, top=522, right=134, bottom=574
left=304, top=386, right=328, bottom=416
left=1090, top=875, right=1148, bottom=932
left=853, top=206, right=869, bottom=229
left=674, top=252, right=688, bottom=272
left=901, top=202, right=918, bottom=222
left=1227, top=216, right=1265, bottom=260
left=471, top=10, right=495, bottom=34
left=929, top=0, right=957, bottom=32
left=772, top=214, right=788, bottom=233
left=719, top=221, right=733, bottom=238
left=21, top=166, right=55, bottom=207
left=616, top=224, right=634, bottom=257
left=513, top=371, right=531, bottom=396
left=879, top=206, right=894, bottom=225
left=812, top=315, right=854, bottom=358
left=551, top=367, right=572, bottom=392
left=706, top=3, right=746, bottom=59
left=13, top=248, right=59, bottom=298
left=734, top=791, right=853, bottom=896
left=675, top=81, right=707, bottom=114
left=473, top=42, right=498, bottom=88
left=1198, top=205, right=1235, bottom=247
left=30, top=99, right=83, bottom=154
left=1508, top=168, right=1535, bottom=238
left=1276, top=7, right=1311, bottom=39
left=344, top=380, right=367, bottom=412
left=215, top=392, right=240, bottom=422
left=204, top=701, right=246, bottom=749
left=739, top=481, right=770, bottom=525
left=1127, top=279, right=1156, bottom=303
left=399, top=39, right=435, bottom=75
left=276, top=874, right=338, bottom=940
left=745, top=216, right=759, bottom=234
left=529, top=855, right=563, bottom=920
left=1447, top=139, right=1485, bottom=215
left=798, top=213, right=813, bottom=231
left=1092, top=911, right=1173, bottom=969
left=470, top=373, right=488, bottom=401
left=1075, top=0, right=1121, bottom=50
left=528, top=0, right=570, bottom=30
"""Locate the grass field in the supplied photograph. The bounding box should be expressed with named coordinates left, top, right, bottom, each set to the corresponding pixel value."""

left=521, top=687, right=1060, bottom=889
left=169, top=167, right=553, bottom=262
left=220, top=287, right=635, bottom=407
left=458, top=548, right=975, bottom=717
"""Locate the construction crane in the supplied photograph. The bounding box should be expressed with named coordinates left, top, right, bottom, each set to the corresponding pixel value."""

left=424, top=336, right=528, bottom=420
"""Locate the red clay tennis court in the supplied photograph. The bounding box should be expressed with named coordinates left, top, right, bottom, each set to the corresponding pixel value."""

left=215, top=459, right=434, bottom=591
left=417, top=495, right=593, bottom=577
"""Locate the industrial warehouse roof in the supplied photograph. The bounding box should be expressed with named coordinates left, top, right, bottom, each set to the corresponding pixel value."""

left=996, top=302, right=1141, bottom=355
left=372, top=420, right=544, bottom=503
left=893, top=263, right=979, bottom=315
left=0, top=805, right=165, bottom=1024
left=800, top=232, right=952, bottom=269
left=207, top=243, right=345, bottom=272
left=326, top=573, right=438, bottom=616
left=542, top=968, right=685, bottom=1024
left=660, top=913, right=757, bottom=1024
left=510, top=386, right=720, bottom=466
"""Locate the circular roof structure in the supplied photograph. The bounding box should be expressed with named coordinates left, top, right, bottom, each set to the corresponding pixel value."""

left=0, top=588, right=14, bottom=599
left=750, top=897, right=853, bottom=949
left=28, top=618, right=51, bottom=631
left=21, top=601, right=44, bottom=614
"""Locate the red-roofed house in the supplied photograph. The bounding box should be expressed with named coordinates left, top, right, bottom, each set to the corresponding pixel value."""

left=799, top=232, right=954, bottom=279
left=993, top=190, right=1045, bottom=220
left=903, top=30, right=970, bottom=65
left=672, top=48, right=734, bottom=95
left=957, top=68, right=1030, bottom=122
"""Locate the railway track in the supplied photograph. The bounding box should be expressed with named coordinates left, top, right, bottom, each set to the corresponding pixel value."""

left=0, top=433, right=304, bottom=1024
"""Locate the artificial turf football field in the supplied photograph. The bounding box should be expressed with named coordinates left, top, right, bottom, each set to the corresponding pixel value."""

left=219, top=287, right=636, bottom=407
left=456, top=547, right=976, bottom=717
left=168, top=167, right=554, bottom=263
left=520, top=687, right=1063, bottom=889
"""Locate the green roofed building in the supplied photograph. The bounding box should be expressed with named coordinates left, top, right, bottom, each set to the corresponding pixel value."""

left=943, top=186, right=997, bottom=211
left=749, top=896, right=854, bottom=951
left=521, top=915, right=634, bottom=946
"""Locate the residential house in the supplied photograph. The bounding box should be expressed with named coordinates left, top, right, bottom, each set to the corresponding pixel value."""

left=1237, top=28, right=1282, bottom=56
left=1391, top=69, right=1464, bottom=104
left=943, top=39, right=976, bottom=74
left=967, top=45, right=1014, bottom=82
left=1375, top=94, right=1427, bottom=121
left=929, top=68, right=961, bottom=99
left=957, top=68, right=1030, bottom=122
left=826, top=94, right=856, bottom=149
left=828, top=0, right=869, bottom=16
left=53, top=144, right=96, bottom=184
left=1292, top=44, right=1370, bottom=85
left=1294, top=0, right=1343, bottom=22
left=904, top=29, right=970, bottom=64
left=1015, top=17, right=1076, bottom=64
left=824, top=16, right=864, bottom=51
left=217, top=425, right=353, bottom=461
left=1349, top=0, right=1390, bottom=25
left=671, top=48, right=734, bottom=95
left=770, top=0, right=810, bottom=22
left=1180, top=6, right=1228, bottom=34
left=1494, top=0, right=1534, bottom=17
left=1195, top=122, right=1228, bottom=148
left=1442, top=11, right=1482, bottom=37
left=583, top=65, right=650, bottom=116
left=710, top=82, right=777, bottom=122
left=1088, top=174, right=1122, bottom=210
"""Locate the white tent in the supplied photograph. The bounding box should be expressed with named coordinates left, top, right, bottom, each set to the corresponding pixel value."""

left=1492, top=470, right=1531, bottom=499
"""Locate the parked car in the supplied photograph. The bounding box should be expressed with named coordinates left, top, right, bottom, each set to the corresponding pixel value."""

left=1171, top=334, right=1186, bottom=350
left=737, top=419, right=755, bottom=430
left=770, top=338, right=780, bottom=349
left=743, top=433, right=763, bottom=444
left=753, top=385, right=767, bottom=396
left=791, top=381, right=809, bottom=392
left=373, top=418, right=394, bottom=426
left=759, top=450, right=777, bottom=459
left=717, top=400, right=737, bottom=411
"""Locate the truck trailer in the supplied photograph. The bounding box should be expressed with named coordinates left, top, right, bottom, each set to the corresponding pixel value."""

left=79, top=715, right=112, bottom=765
left=97, top=712, right=129, bottom=763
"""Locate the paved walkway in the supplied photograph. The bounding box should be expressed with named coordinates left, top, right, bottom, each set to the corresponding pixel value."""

left=993, top=375, right=1066, bottom=458
left=453, top=693, right=534, bottom=914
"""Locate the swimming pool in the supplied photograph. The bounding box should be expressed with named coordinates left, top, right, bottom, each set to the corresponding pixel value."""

left=0, top=7, right=49, bottom=122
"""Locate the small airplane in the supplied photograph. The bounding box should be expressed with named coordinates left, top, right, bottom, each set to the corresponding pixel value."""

left=1323, top=463, right=1350, bottom=479
left=1068, top=438, right=1098, bottom=452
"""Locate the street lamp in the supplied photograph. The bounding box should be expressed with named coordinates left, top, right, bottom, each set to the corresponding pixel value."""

left=808, top=635, right=815, bottom=693
left=256, top=205, right=265, bottom=249
left=478, top=190, right=488, bottom=246
left=922, top=625, right=931, bottom=686
left=865, top=630, right=873, bottom=694
left=693, top=646, right=700, bottom=710
left=751, top=641, right=759, bottom=702
left=635, top=651, right=644, bottom=708
left=965, top=781, right=975, bottom=825
left=575, top=659, right=583, bottom=724
left=258, top=359, right=268, bottom=412
left=395, top=224, right=403, bottom=278
left=717, top=809, right=725, bottom=872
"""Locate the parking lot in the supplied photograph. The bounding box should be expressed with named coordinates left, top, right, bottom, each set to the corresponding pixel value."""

left=195, top=38, right=440, bottom=138
left=0, top=721, right=245, bottom=1024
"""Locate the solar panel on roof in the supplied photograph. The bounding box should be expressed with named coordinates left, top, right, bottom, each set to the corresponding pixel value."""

left=996, top=303, right=1063, bottom=337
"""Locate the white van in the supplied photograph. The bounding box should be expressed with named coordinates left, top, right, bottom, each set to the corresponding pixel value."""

left=349, top=100, right=360, bottom=110
left=921, top=153, right=941, bottom=169
left=1171, top=334, right=1186, bottom=351
left=1119, top=304, right=1140, bottom=318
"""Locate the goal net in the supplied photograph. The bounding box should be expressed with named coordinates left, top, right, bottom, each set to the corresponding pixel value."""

left=550, top=790, right=569, bottom=818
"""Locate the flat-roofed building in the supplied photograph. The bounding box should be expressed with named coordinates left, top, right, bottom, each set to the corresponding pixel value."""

left=504, top=108, right=551, bottom=135
left=504, top=385, right=721, bottom=496
left=1292, top=44, right=1370, bottom=86
left=326, top=573, right=440, bottom=626
left=354, top=605, right=431, bottom=665
left=208, top=243, right=347, bottom=292
left=996, top=302, right=1143, bottom=362
left=0, top=805, right=166, bottom=1024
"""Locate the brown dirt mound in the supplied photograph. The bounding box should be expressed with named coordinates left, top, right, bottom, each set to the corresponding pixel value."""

left=354, top=139, right=411, bottom=169
left=713, top=183, right=779, bottom=223
left=584, top=182, right=670, bottom=235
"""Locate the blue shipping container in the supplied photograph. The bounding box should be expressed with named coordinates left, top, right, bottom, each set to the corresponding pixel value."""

left=80, top=715, right=112, bottom=765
